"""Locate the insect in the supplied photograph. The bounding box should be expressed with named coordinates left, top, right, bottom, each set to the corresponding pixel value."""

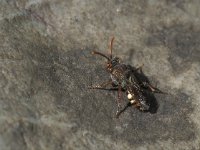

left=89, top=37, right=165, bottom=117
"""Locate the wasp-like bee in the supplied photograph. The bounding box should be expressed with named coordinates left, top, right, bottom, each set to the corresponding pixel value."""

left=89, top=37, right=165, bottom=117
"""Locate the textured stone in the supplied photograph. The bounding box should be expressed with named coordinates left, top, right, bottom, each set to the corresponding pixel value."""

left=0, top=0, right=200, bottom=150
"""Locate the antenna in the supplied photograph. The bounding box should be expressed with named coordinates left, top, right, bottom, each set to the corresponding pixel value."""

left=92, top=51, right=110, bottom=61
left=109, top=37, right=115, bottom=59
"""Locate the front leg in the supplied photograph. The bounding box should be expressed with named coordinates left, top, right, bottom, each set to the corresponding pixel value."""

left=88, top=79, right=115, bottom=90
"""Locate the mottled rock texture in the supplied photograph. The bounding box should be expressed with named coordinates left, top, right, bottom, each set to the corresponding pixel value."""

left=0, top=0, right=200, bottom=150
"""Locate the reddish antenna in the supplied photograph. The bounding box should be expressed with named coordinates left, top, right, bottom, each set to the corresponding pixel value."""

left=92, top=51, right=110, bottom=61
left=109, top=37, right=115, bottom=59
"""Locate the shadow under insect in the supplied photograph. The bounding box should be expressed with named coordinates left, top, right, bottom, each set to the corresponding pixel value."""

left=113, top=65, right=161, bottom=117
left=89, top=37, right=165, bottom=117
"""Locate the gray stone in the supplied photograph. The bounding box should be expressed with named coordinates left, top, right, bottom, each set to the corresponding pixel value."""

left=0, top=0, right=200, bottom=149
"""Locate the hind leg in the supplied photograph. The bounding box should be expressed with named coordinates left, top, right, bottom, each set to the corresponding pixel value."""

left=141, top=81, right=166, bottom=94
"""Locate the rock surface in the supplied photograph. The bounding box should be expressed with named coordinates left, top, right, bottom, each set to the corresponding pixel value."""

left=0, top=0, right=200, bottom=150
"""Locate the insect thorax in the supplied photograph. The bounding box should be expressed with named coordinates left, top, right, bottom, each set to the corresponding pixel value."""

left=110, top=65, right=130, bottom=89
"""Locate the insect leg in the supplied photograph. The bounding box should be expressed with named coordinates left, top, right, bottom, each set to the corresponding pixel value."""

left=88, top=80, right=114, bottom=90
left=116, top=100, right=146, bottom=118
left=141, top=82, right=166, bottom=94
left=116, top=102, right=132, bottom=118
left=116, top=85, right=123, bottom=116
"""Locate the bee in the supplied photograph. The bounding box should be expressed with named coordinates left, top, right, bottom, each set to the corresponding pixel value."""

left=89, top=37, right=165, bottom=117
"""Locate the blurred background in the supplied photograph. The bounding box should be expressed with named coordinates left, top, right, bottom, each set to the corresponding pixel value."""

left=0, top=0, right=200, bottom=149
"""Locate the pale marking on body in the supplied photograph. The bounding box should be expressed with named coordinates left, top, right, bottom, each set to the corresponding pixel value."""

left=130, top=100, right=136, bottom=104
left=127, top=93, right=134, bottom=100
